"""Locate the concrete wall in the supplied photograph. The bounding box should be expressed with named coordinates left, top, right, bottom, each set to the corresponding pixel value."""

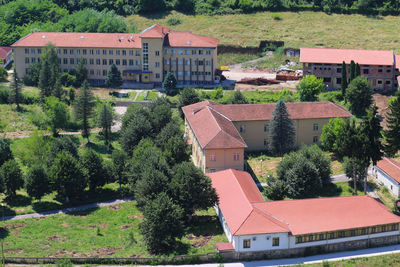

left=234, top=233, right=290, bottom=252
left=204, top=148, right=244, bottom=173
left=372, top=166, right=400, bottom=197
left=184, top=118, right=206, bottom=172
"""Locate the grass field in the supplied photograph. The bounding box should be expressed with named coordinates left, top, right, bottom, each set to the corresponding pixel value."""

left=0, top=202, right=227, bottom=258
left=305, top=253, right=400, bottom=266
left=136, top=90, right=159, bottom=101
left=217, top=52, right=262, bottom=67
left=127, top=11, right=400, bottom=52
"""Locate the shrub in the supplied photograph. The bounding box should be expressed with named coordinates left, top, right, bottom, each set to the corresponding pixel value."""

left=271, top=12, right=282, bottom=20
left=0, top=87, right=10, bottom=104
left=166, top=17, right=182, bottom=26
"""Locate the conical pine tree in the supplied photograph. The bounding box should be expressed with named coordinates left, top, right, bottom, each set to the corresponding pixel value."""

left=9, top=69, right=22, bottom=111
left=341, top=61, right=348, bottom=101
left=384, top=93, right=400, bottom=156
left=74, top=80, right=95, bottom=143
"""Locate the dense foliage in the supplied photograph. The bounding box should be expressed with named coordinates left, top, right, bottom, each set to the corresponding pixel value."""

left=296, top=75, right=324, bottom=102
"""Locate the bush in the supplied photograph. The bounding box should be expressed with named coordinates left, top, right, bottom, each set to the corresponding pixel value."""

left=0, top=66, right=8, bottom=81
left=166, top=17, right=182, bottom=26
left=0, top=87, right=10, bottom=104
left=271, top=12, right=282, bottom=20
left=27, top=105, right=48, bottom=130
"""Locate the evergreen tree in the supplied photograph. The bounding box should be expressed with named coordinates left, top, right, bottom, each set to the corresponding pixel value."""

left=230, top=90, right=249, bottom=104
left=47, top=135, right=79, bottom=165
left=75, top=58, right=88, bottom=87
left=53, top=77, right=63, bottom=100
left=355, top=63, right=361, bottom=77
left=341, top=61, right=348, bottom=101
left=106, top=64, right=123, bottom=88
left=111, top=150, right=128, bottom=189
left=346, top=76, right=373, bottom=117
left=9, top=69, right=22, bottom=111
left=177, top=87, right=200, bottom=118
left=74, top=80, right=95, bottom=143
left=81, top=149, right=107, bottom=191
left=38, top=43, right=60, bottom=98
left=349, top=60, right=356, bottom=82
left=68, top=87, right=75, bottom=104
left=384, top=93, right=400, bottom=156
left=38, top=59, right=52, bottom=98
left=25, top=164, right=50, bottom=201
left=97, top=104, right=113, bottom=147
left=268, top=100, right=295, bottom=156
left=0, top=159, right=24, bottom=198
left=0, top=138, right=13, bottom=166
left=163, top=72, right=177, bottom=96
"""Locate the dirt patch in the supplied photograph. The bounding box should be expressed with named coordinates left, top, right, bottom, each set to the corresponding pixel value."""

left=120, top=224, right=133, bottom=230
left=4, top=223, right=25, bottom=230
left=108, top=204, right=122, bottom=210
left=12, top=230, right=20, bottom=237
left=33, top=216, right=46, bottom=221
left=186, top=234, right=213, bottom=248
left=5, top=249, right=24, bottom=254
left=45, top=235, right=66, bottom=241
left=91, top=247, right=122, bottom=257
left=128, top=214, right=143, bottom=219
left=99, top=223, right=108, bottom=229
left=49, top=249, right=89, bottom=258
left=373, top=93, right=390, bottom=129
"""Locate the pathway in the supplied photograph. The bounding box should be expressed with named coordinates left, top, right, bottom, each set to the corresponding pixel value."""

left=0, top=196, right=134, bottom=221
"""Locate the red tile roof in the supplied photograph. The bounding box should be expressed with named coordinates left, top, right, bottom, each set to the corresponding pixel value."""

left=396, top=55, right=400, bottom=71
left=183, top=101, right=351, bottom=150
left=140, top=24, right=169, bottom=38
left=376, top=157, right=400, bottom=184
left=11, top=32, right=142, bottom=48
left=165, top=31, right=219, bottom=48
left=0, top=47, right=11, bottom=59
left=300, top=47, right=394, bottom=66
left=210, top=169, right=400, bottom=237
left=216, top=242, right=235, bottom=251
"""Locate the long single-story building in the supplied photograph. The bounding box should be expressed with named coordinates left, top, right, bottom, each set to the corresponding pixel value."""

left=300, top=47, right=400, bottom=91
left=373, top=157, right=400, bottom=197
left=183, top=100, right=352, bottom=173
left=208, top=169, right=400, bottom=253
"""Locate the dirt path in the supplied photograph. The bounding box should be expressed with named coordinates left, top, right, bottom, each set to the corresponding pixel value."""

left=228, top=52, right=273, bottom=71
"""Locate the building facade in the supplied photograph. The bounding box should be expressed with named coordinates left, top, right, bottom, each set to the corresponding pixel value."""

left=300, top=47, right=400, bottom=91
left=11, top=24, right=218, bottom=86
left=183, top=101, right=352, bottom=173
left=373, top=157, right=400, bottom=197
left=208, top=169, right=400, bottom=253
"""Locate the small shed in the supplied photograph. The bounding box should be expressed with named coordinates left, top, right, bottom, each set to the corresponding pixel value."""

left=284, top=48, right=300, bottom=57
left=372, top=157, right=400, bottom=197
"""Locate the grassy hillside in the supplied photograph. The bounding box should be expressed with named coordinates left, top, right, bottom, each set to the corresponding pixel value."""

left=127, top=11, right=400, bottom=52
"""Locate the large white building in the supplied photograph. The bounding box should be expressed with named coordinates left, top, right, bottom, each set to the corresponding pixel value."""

left=208, top=169, right=400, bottom=253
left=373, top=157, right=400, bottom=197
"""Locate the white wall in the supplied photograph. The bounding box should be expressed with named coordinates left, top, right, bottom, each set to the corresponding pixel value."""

left=372, top=166, right=400, bottom=197
left=234, top=233, right=289, bottom=252
left=215, top=206, right=233, bottom=243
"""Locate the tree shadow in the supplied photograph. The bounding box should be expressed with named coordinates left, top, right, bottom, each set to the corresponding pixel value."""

left=4, top=194, right=31, bottom=208
left=66, top=207, right=99, bottom=217
left=244, top=161, right=261, bottom=185
left=0, top=227, right=9, bottom=240
left=317, top=182, right=343, bottom=197
left=186, top=214, right=224, bottom=237
left=0, top=205, right=16, bottom=218
left=173, top=241, right=191, bottom=255
left=32, top=201, right=63, bottom=213
left=140, top=11, right=171, bottom=20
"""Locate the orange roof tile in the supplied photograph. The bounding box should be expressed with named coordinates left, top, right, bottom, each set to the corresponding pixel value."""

left=165, top=31, right=219, bottom=48
left=216, top=242, right=235, bottom=251
left=140, top=24, right=169, bottom=38
left=12, top=32, right=142, bottom=48
left=300, top=47, right=394, bottom=66
left=376, top=157, right=400, bottom=184
left=0, top=47, right=11, bottom=59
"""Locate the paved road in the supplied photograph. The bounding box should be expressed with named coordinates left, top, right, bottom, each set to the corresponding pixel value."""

left=0, top=196, right=134, bottom=221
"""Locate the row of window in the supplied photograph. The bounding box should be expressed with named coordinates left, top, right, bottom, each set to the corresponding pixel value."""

left=243, top=237, right=280, bottom=249
left=324, top=77, right=392, bottom=86
left=25, top=57, right=144, bottom=66
left=239, top=124, right=319, bottom=133
left=209, top=153, right=240, bottom=162
left=296, top=223, right=399, bottom=244
left=313, top=66, right=392, bottom=74
left=165, top=49, right=212, bottom=55
left=164, top=59, right=211, bottom=66
left=25, top=48, right=143, bottom=57
left=263, top=136, right=318, bottom=146
left=165, top=71, right=212, bottom=76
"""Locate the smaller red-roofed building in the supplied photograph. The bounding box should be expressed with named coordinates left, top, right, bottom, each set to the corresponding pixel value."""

left=300, top=48, right=398, bottom=91
left=208, top=169, right=400, bottom=253
left=373, top=157, right=400, bottom=197
left=0, top=47, right=12, bottom=68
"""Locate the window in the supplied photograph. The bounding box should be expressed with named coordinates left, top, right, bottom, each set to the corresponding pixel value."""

left=155, top=73, right=160, bottom=78
left=90, top=69, right=94, bottom=75
left=199, top=50, right=204, bottom=55
left=336, top=78, right=342, bottom=84
left=240, top=125, right=246, bottom=133
left=382, top=225, right=386, bottom=232
left=109, top=50, right=113, bottom=55
left=210, top=169, right=216, bottom=173
left=361, top=228, right=366, bottom=235
left=70, top=58, right=75, bottom=64
left=329, top=233, right=335, bottom=239
left=337, top=68, right=341, bottom=73
left=377, top=80, right=383, bottom=85
left=63, top=58, right=68, bottom=64
left=102, top=70, right=107, bottom=76
left=143, top=43, right=148, bottom=53
left=63, top=49, right=68, bottom=55
left=122, top=50, right=126, bottom=56
left=136, top=60, right=141, bottom=65
left=25, top=48, right=29, bottom=54
left=378, top=68, right=383, bottom=73
left=96, top=59, right=100, bottom=65
left=243, top=239, right=251, bottom=248
left=155, top=62, right=160, bottom=68
left=338, top=231, right=345, bottom=238
left=171, top=60, right=176, bottom=66
left=103, top=59, right=107, bottom=65
left=30, top=49, right=35, bottom=54
left=178, top=60, right=183, bottom=65
left=37, top=48, right=41, bottom=54
left=206, top=60, right=211, bottom=66
left=89, top=59, right=94, bottom=65
left=371, top=227, right=376, bottom=233
left=103, top=50, right=107, bottom=55
left=136, top=51, right=140, bottom=56
left=186, top=71, right=190, bottom=76
left=363, top=69, right=369, bottom=74
left=25, top=57, right=29, bottom=64
left=129, top=50, right=133, bottom=56
left=155, top=51, right=160, bottom=56
left=76, top=49, right=80, bottom=55
left=313, top=136, right=318, bottom=143
left=323, top=77, right=331, bottom=83
left=319, top=234, right=325, bottom=240
left=198, top=60, right=204, bottom=66
left=116, top=59, right=120, bottom=65
left=83, top=49, right=87, bottom=55
left=165, top=49, right=169, bottom=55
left=264, top=124, right=269, bottom=132
left=164, top=59, right=170, bottom=65
left=264, top=139, right=267, bottom=146
left=186, top=60, right=190, bottom=65
left=387, top=69, right=392, bottom=73
left=178, top=50, right=183, bottom=55
left=57, top=49, right=61, bottom=55
left=192, top=50, right=196, bottom=55
left=177, top=71, right=183, bottom=76
left=386, top=80, right=391, bottom=85
left=206, top=50, right=211, bottom=55
left=234, top=153, right=240, bottom=161
left=31, top=57, right=36, bottom=63
left=296, top=236, right=303, bottom=243
left=109, top=59, right=114, bottom=65
left=129, top=59, right=134, bottom=66
left=116, top=50, right=120, bottom=56
left=350, top=230, right=356, bottom=236
left=89, top=49, right=94, bottom=55
left=392, top=224, right=397, bottom=231
left=96, top=50, right=100, bottom=55
left=313, top=123, right=318, bottom=131
left=210, top=154, right=216, bottom=161
left=272, top=237, right=279, bottom=246
left=185, top=50, right=190, bottom=55
left=123, top=59, right=127, bottom=66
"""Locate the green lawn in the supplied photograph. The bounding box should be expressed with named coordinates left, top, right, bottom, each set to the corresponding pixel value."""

left=136, top=90, right=159, bottom=101
left=0, top=202, right=226, bottom=258
left=304, top=253, right=400, bottom=266
left=0, top=104, right=41, bottom=134
left=128, top=11, right=400, bottom=52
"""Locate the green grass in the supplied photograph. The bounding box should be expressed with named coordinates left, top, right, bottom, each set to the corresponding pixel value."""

left=302, top=253, right=400, bottom=266
left=370, top=179, right=397, bottom=212
left=0, top=104, right=41, bottom=134
left=248, top=54, right=300, bottom=70
left=136, top=90, right=159, bottom=101
left=0, top=202, right=227, bottom=257
left=127, top=11, right=400, bottom=52
left=217, top=52, right=262, bottom=67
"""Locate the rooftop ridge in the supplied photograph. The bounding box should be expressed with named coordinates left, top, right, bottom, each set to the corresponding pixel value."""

left=202, top=107, right=223, bottom=149
left=300, top=47, right=394, bottom=52
left=384, top=157, right=400, bottom=171
left=252, top=203, right=290, bottom=227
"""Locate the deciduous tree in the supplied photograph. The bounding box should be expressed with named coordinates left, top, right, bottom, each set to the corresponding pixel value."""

left=177, top=87, right=200, bottom=118
left=230, top=90, right=249, bottom=104
left=296, top=75, right=324, bottom=101
left=346, top=76, right=373, bottom=117
left=0, top=159, right=24, bottom=198
left=320, top=117, right=346, bottom=156
left=111, top=150, right=128, bottom=188
left=44, top=96, right=69, bottom=137
left=25, top=164, right=50, bottom=201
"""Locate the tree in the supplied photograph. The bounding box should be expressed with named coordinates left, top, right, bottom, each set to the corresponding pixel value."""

left=349, top=60, right=356, bottom=82
left=38, top=43, right=59, bottom=98
left=163, top=72, right=177, bottom=96
left=384, top=93, right=400, bottom=156
left=296, top=75, right=324, bottom=101
left=149, top=104, right=172, bottom=135
left=120, top=111, right=152, bottom=154
left=81, top=149, right=106, bottom=191
left=97, top=104, right=113, bottom=147
left=39, top=58, right=52, bottom=98
left=47, top=135, right=79, bottom=165
left=299, top=145, right=332, bottom=185
left=156, top=121, right=182, bottom=150
left=68, top=87, right=75, bottom=104
left=0, top=159, right=24, bottom=198
left=23, top=62, right=41, bottom=86
left=264, top=175, right=286, bottom=200
left=138, top=0, right=167, bottom=13
left=105, top=64, right=123, bottom=88
left=74, top=80, right=95, bottom=143
left=44, top=96, right=70, bottom=137
left=341, top=61, right=348, bottom=100
left=53, top=77, right=63, bottom=100
left=170, top=162, right=218, bottom=219
left=9, top=69, right=22, bottom=111
left=355, top=63, right=361, bottom=77
left=140, top=192, right=184, bottom=253
left=0, top=66, right=7, bottom=81
left=343, top=156, right=368, bottom=191
left=111, top=150, right=128, bottom=188
left=75, top=57, right=88, bottom=87
left=177, top=87, right=200, bottom=118
left=268, top=100, right=295, bottom=156
left=320, top=117, right=346, bottom=156
left=25, top=164, right=50, bottom=201
left=163, top=135, right=190, bottom=166
left=0, top=138, right=13, bottom=167
left=49, top=151, right=86, bottom=202
left=346, top=76, right=373, bottom=117
left=230, top=90, right=249, bottom=104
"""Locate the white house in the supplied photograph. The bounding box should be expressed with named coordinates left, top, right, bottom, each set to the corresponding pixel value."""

left=208, top=169, right=400, bottom=253
left=373, top=157, right=400, bottom=197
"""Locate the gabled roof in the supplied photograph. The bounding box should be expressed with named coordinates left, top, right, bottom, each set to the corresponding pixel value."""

left=210, top=169, right=400, bottom=237
left=11, top=32, right=142, bottom=48
left=376, top=157, right=400, bottom=184
left=0, top=47, right=11, bottom=59
left=300, top=47, right=394, bottom=66
left=140, top=24, right=169, bottom=38
left=165, top=31, right=219, bottom=48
